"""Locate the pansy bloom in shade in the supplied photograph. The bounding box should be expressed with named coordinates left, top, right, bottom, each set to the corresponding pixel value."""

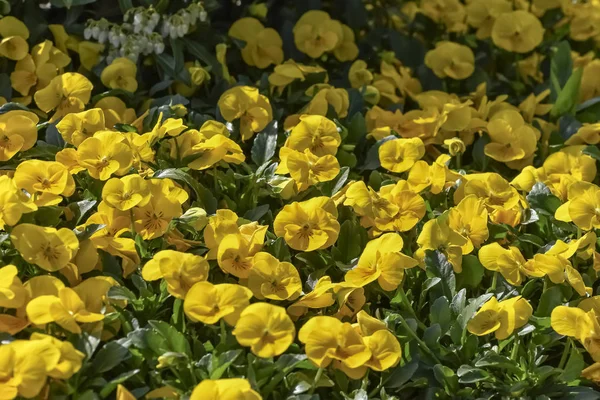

left=425, top=41, right=475, bottom=80
left=217, top=86, right=273, bottom=141
left=293, top=10, right=343, bottom=59
left=228, top=17, right=283, bottom=68
left=100, top=57, right=138, bottom=92
left=491, top=10, right=544, bottom=53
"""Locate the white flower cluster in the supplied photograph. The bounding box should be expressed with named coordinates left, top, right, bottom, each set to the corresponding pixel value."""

left=161, top=3, right=207, bottom=39
left=84, top=2, right=206, bottom=62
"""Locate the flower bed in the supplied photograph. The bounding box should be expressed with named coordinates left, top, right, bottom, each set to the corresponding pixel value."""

left=0, top=0, right=600, bottom=398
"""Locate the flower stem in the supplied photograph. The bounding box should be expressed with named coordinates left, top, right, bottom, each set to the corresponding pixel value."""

left=558, top=339, right=572, bottom=370
left=309, top=367, right=324, bottom=394
left=395, top=312, right=441, bottom=364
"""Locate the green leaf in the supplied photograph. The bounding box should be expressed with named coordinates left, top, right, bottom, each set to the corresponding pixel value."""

left=430, top=297, right=451, bottom=333
left=251, top=121, right=278, bottom=165
left=526, top=182, right=562, bottom=216
left=320, top=167, right=349, bottom=196
left=210, top=350, right=242, bottom=379
left=153, top=168, right=217, bottom=213
left=551, top=68, right=583, bottom=118
left=550, top=41, right=572, bottom=97
left=560, top=346, right=584, bottom=383
left=346, top=112, right=366, bottom=144
left=424, top=250, right=456, bottom=299
left=583, top=145, right=600, bottom=161
left=170, top=38, right=185, bottom=79
left=456, top=255, right=484, bottom=289
left=457, top=365, right=490, bottom=384
left=182, top=38, right=222, bottom=76
left=243, top=204, right=269, bottom=221
left=92, top=341, right=131, bottom=373
left=114, top=123, right=138, bottom=133
left=386, top=357, right=419, bottom=388
left=334, top=219, right=364, bottom=264
left=535, top=285, right=563, bottom=317
left=148, top=320, right=192, bottom=355
left=155, top=53, right=191, bottom=84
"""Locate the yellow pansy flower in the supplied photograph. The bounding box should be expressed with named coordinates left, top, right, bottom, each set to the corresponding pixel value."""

left=466, top=0, right=512, bottom=39
left=491, top=10, right=544, bottom=53
left=95, top=96, right=137, bottom=129
left=29, top=333, right=85, bottom=379
left=133, top=178, right=186, bottom=240
left=233, top=302, right=295, bottom=358
left=0, top=175, right=36, bottom=229
left=229, top=17, right=283, bottom=68
left=566, top=123, right=600, bottom=145
left=77, top=131, right=133, bottom=181
left=26, top=287, right=104, bottom=333
left=174, top=61, right=211, bottom=96
left=0, top=110, right=38, bottom=161
left=273, top=196, right=339, bottom=251
left=0, top=339, right=59, bottom=399
left=142, top=250, right=209, bottom=299
left=478, top=243, right=533, bottom=286
left=349, top=60, right=373, bottom=88
left=581, top=60, right=600, bottom=102
left=378, top=137, right=425, bottom=173
left=365, top=106, right=403, bottom=140
left=11, top=224, right=79, bottom=272
left=416, top=212, right=467, bottom=272
left=555, top=182, right=600, bottom=231
left=551, top=306, right=600, bottom=361
left=285, top=114, right=341, bottom=157
left=101, top=57, right=138, bottom=92
left=373, top=186, right=424, bottom=233
left=468, top=296, right=532, bottom=339
left=298, top=316, right=371, bottom=375
left=363, top=329, right=401, bottom=372
left=56, top=108, right=106, bottom=146
left=183, top=281, right=252, bottom=325
left=0, top=265, right=26, bottom=309
left=421, top=0, right=466, bottom=32
left=0, top=16, right=29, bottom=60
left=102, top=174, right=151, bottom=211
left=217, top=229, right=266, bottom=279
left=343, top=181, right=399, bottom=220
left=425, top=41, right=474, bottom=80
left=345, top=233, right=418, bottom=291
left=268, top=60, right=327, bottom=94
left=281, top=148, right=340, bottom=191
left=448, top=195, right=489, bottom=254
left=14, top=159, right=75, bottom=206
left=190, top=379, right=261, bottom=400
left=248, top=252, right=301, bottom=300
left=293, top=10, right=343, bottom=58
left=304, top=84, right=349, bottom=119
left=543, top=146, right=596, bottom=183
left=333, top=282, right=366, bottom=319
left=287, top=276, right=336, bottom=318
left=34, top=72, right=93, bottom=119
left=218, top=86, right=273, bottom=141
left=333, top=24, right=359, bottom=62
